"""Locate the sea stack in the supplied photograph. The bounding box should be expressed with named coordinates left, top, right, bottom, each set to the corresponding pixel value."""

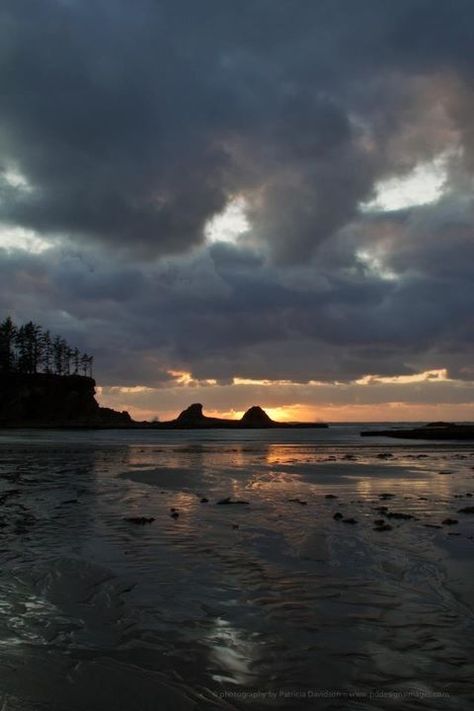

left=175, top=403, right=208, bottom=426
left=240, top=405, right=274, bottom=427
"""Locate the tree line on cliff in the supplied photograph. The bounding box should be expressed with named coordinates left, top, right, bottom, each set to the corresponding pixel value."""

left=0, top=316, right=93, bottom=376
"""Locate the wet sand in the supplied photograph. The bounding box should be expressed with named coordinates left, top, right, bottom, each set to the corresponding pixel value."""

left=0, top=435, right=473, bottom=709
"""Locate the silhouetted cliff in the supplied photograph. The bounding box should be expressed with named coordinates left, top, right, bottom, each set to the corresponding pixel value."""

left=0, top=373, right=131, bottom=427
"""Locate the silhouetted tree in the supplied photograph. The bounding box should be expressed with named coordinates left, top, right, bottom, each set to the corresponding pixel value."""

left=41, top=330, right=53, bottom=373
left=72, top=347, right=80, bottom=374
left=0, top=317, right=17, bottom=373
left=80, top=353, right=93, bottom=377
left=0, top=317, right=93, bottom=378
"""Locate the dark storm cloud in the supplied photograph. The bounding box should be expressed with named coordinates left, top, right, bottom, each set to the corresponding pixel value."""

left=1, top=201, right=472, bottom=387
left=2, top=0, right=474, bottom=389
left=2, top=0, right=474, bottom=260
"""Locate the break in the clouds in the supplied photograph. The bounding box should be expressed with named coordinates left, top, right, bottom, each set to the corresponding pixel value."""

left=1, top=0, right=474, bottom=417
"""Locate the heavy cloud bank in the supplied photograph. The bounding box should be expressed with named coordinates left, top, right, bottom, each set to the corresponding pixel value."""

left=1, top=0, right=474, bottom=405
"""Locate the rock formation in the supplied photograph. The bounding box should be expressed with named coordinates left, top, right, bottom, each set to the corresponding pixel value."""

left=155, top=403, right=327, bottom=429
left=240, top=405, right=274, bottom=427
left=0, top=373, right=131, bottom=427
left=361, top=423, right=474, bottom=440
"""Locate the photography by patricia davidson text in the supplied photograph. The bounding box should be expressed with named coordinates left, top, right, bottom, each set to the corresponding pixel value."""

left=218, top=687, right=450, bottom=701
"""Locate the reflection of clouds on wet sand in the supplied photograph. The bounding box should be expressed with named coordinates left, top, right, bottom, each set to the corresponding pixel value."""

left=207, top=616, right=260, bottom=685
left=1, top=441, right=474, bottom=708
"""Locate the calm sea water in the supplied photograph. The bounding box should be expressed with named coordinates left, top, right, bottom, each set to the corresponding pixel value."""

left=0, top=422, right=468, bottom=447
left=0, top=427, right=473, bottom=710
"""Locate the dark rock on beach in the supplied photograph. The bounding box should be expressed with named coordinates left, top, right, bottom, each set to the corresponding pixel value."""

left=217, top=497, right=250, bottom=505
left=361, top=423, right=474, bottom=440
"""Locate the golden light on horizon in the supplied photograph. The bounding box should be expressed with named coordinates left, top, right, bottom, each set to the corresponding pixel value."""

left=355, top=369, right=449, bottom=385
left=167, top=370, right=218, bottom=386
left=97, top=365, right=474, bottom=424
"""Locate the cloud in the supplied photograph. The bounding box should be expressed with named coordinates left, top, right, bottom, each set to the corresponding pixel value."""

left=1, top=0, right=474, bottom=411
left=1, top=0, right=474, bottom=261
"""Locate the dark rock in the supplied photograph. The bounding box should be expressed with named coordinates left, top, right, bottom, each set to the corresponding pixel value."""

left=333, top=512, right=343, bottom=520
left=217, top=497, right=249, bottom=505
left=125, top=516, right=155, bottom=525
left=458, top=506, right=474, bottom=514
left=200, top=497, right=209, bottom=503
left=175, top=403, right=207, bottom=426
left=162, top=402, right=328, bottom=430
left=240, top=405, right=274, bottom=427
left=386, top=512, right=414, bottom=520
left=325, top=494, right=337, bottom=499
left=361, top=424, right=474, bottom=440
left=427, top=421, right=454, bottom=427
left=170, top=511, right=179, bottom=519
left=379, top=493, right=395, bottom=500
left=0, top=373, right=131, bottom=427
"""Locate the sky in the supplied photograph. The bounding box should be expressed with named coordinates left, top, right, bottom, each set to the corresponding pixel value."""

left=1, top=0, right=474, bottom=422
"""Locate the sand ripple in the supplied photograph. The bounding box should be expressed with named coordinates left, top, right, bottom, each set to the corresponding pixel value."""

left=0, top=440, right=473, bottom=709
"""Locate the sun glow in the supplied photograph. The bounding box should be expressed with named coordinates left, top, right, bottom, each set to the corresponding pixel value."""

left=168, top=369, right=217, bottom=386
left=362, top=151, right=451, bottom=212
left=205, top=196, right=250, bottom=244
left=0, top=226, right=53, bottom=254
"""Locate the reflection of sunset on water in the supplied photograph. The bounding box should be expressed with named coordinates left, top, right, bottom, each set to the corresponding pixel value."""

left=2, top=433, right=474, bottom=709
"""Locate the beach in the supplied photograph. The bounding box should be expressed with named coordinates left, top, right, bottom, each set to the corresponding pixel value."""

left=0, top=427, right=473, bottom=710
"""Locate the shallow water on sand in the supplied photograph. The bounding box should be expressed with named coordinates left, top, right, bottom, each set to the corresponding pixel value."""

left=0, top=429, right=473, bottom=710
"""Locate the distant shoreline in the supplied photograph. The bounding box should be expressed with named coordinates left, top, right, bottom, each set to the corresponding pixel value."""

left=361, top=422, right=474, bottom=440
